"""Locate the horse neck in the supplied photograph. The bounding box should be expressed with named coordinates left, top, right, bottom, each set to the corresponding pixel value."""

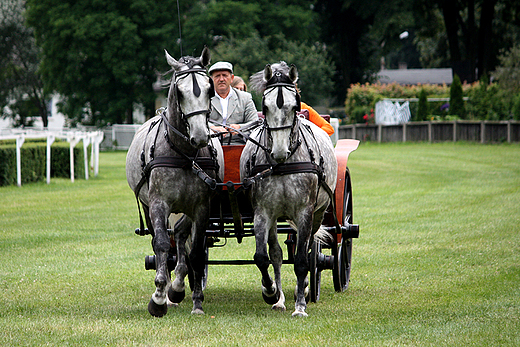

left=165, top=104, right=197, bottom=155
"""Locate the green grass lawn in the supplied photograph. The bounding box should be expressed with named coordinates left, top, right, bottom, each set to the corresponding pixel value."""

left=1, top=142, right=519, bottom=346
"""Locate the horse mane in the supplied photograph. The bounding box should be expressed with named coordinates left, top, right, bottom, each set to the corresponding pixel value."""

left=249, top=61, right=297, bottom=93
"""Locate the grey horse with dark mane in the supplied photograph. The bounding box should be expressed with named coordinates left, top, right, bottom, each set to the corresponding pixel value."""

left=126, top=47, right=224, bottom=317
left=241, top=62, right=337, bottom=317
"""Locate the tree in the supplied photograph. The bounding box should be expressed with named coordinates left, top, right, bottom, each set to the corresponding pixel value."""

left=25, top=0, right=180, bottom=126
left=212, top=34, right=335, bottom=106
left=417, top=89, right=428, bottom=121
left=416, top=0, right=520, bottom=83
left=0, top=0, right=49, bottom=127
left=492, top=44, right=520, bottom=93
left=450, top=74, right=465, bottom=118
left=181, top=0, right=319, bottom=56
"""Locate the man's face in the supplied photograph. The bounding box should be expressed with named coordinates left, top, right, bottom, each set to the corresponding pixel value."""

left=211, top=70, right=234, bottom=97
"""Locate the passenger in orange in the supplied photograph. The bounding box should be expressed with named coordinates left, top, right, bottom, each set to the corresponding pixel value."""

left=300, top=102, right=334, bottom=136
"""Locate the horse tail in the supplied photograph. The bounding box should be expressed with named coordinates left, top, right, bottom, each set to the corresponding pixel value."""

left=313, top=226, right=335, bottom=248
left=287, top=220, right=335, bottom=248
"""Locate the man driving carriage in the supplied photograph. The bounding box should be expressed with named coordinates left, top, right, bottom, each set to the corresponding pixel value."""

left=208, top=61, right=259, bottom=143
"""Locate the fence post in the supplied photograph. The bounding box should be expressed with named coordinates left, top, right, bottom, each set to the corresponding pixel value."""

left=428, top=122, right=432, bottom=143
left=83, top=136, right=90, bottom=180
left=402, top=123, right=407, bottom=142
left=378, top=124, right=382, bottom=142
left=453, top=121, right=457, bottom=142
left=46, top=135, right=55, bottom=184
left=68, top=136, right=80, bottom=183
left=508, top=120, right=511, bottom=143
left=481, top=121, right=485, bottom=144
left=16, top=136, right=25, bottom=187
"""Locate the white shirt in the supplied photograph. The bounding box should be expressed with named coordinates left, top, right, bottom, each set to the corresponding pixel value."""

left=216, top=90, right=232, bottom=124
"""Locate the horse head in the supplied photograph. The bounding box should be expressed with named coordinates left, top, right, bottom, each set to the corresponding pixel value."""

left=164, top=47, right=213, bottom=149
left=257, top=62, right=300, bottom=163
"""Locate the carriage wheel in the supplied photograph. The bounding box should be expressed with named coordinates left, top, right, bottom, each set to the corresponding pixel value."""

left=333, top=168, right=354, bottom=292
left=309, top=238, right=322, bottom=303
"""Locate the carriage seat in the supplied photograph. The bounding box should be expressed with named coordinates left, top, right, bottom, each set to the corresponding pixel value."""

left=257, top=110, right=330, bottom=122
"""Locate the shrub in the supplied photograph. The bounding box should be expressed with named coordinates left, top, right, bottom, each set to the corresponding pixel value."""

left=450, top=74, right=465, bottom=119
left=345, top=80, right=518, bottom=122
left=0, top=141, right=85, bottom=186
left=417, top=89, right=428, bottom=121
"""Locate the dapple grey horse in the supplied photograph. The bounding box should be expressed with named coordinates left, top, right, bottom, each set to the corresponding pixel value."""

left=241, top=62, right=337, bottom=317
left=126, top=47, right=224, bottom=316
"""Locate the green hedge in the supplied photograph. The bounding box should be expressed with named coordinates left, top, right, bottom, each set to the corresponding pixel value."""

left=0, top=141, right=86, bottom=186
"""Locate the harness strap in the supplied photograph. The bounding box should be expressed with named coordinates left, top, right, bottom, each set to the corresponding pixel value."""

left=249, top=162, right=323, bottom=178
left=245, top=160, right=342, bottom=236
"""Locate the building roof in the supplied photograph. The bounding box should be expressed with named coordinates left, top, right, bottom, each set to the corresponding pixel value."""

left=376, top=68, right=453, bottom=85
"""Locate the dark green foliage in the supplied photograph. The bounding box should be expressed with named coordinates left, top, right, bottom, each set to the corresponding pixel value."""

left=512, top=94, right=520, bottom=120
left=417, top=89, right=428, bottom=121
left=0, top=0, right=49, bottom=127
left=0, top=142, right=85, bottom=186
left=212, top=34, right=335, bottom=106
left=449, top=74, right=465, bottom=119
left=25, top=0, right=179, bottom=125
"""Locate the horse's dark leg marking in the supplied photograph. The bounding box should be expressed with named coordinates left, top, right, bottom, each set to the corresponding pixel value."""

left=188, top=210, right=209, bottom=314
left=268, top=224, right=286, bottom=311
left=293, top=206, right=314, bottom=317
left=253, top=212, right=278, bottom=300
left=148, top=200, right=171, bottom=317
left=169, top=215, right=191, bottom=304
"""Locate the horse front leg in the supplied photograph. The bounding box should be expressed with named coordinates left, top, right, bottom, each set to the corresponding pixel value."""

left=168, top=214, right=191, bottom=305
left=148, top=201, right=171, bottom=317
left=292, top=207, right=314, bottom=317
left=253, top=212, right=279, bottom=305
left=268, top=225, right=286, bottom=311
left=188, top=210, right=209, bottom=315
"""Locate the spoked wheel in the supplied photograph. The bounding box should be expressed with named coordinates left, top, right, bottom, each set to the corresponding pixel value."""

left=309, top=239, right=322, bottom=303
left=333, top=168, right=354, bottom=292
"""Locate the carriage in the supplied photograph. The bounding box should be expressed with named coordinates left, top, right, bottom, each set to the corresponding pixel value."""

left=137, top=130, right=360, bottom=304
left=126, top=48, right=360, bottom=317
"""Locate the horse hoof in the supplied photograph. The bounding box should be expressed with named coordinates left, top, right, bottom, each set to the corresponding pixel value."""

left=271, top=303, right=286, bottom=312
left=191, top=308, right=205, bottom=315
left=262, top=289, right=280, bottom=305
left=168, top=287, right=185, bottom=304
left=148, top=298, right=168, bottom=317
left=291, top=310, right=308, bottom=317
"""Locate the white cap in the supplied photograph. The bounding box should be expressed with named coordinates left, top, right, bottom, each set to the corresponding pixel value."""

left=208, top=61, right=233, bottom=75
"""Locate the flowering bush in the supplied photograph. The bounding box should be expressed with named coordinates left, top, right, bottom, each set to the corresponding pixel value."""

left=344, top=81, right=516, bottom=123
left=363, top=109, right=375, bottom=124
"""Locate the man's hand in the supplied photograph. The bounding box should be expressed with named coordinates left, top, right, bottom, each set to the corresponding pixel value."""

left=210, top=124, right=241, bottom=137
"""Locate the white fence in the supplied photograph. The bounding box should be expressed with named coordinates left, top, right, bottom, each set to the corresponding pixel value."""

left=0, top=128, right=104, bottom=186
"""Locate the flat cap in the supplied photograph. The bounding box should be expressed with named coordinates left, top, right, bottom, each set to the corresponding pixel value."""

left=208, top=61, right=233, bottom=75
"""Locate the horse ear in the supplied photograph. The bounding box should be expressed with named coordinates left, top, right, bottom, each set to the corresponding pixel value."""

left=165, top=49, right=182, bottom=69
left=263, top=64, right=272, bottom=82
left=289, top=64, right=299, bottom=84
left=201, top=46, right=211, bottom=67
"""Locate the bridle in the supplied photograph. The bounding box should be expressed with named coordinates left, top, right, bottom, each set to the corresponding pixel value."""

left=171, top=61, right=214, bottom=122
left=261, top=71, right=302, bottom=156
left=161, top=59, right=215, bottom=144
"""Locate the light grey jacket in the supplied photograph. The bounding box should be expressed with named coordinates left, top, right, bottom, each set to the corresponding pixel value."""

left=210, top=88, right=259, bottom=142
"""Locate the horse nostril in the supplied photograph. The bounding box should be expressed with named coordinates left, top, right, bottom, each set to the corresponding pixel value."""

left=190, top=138, right=197, bottom=147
